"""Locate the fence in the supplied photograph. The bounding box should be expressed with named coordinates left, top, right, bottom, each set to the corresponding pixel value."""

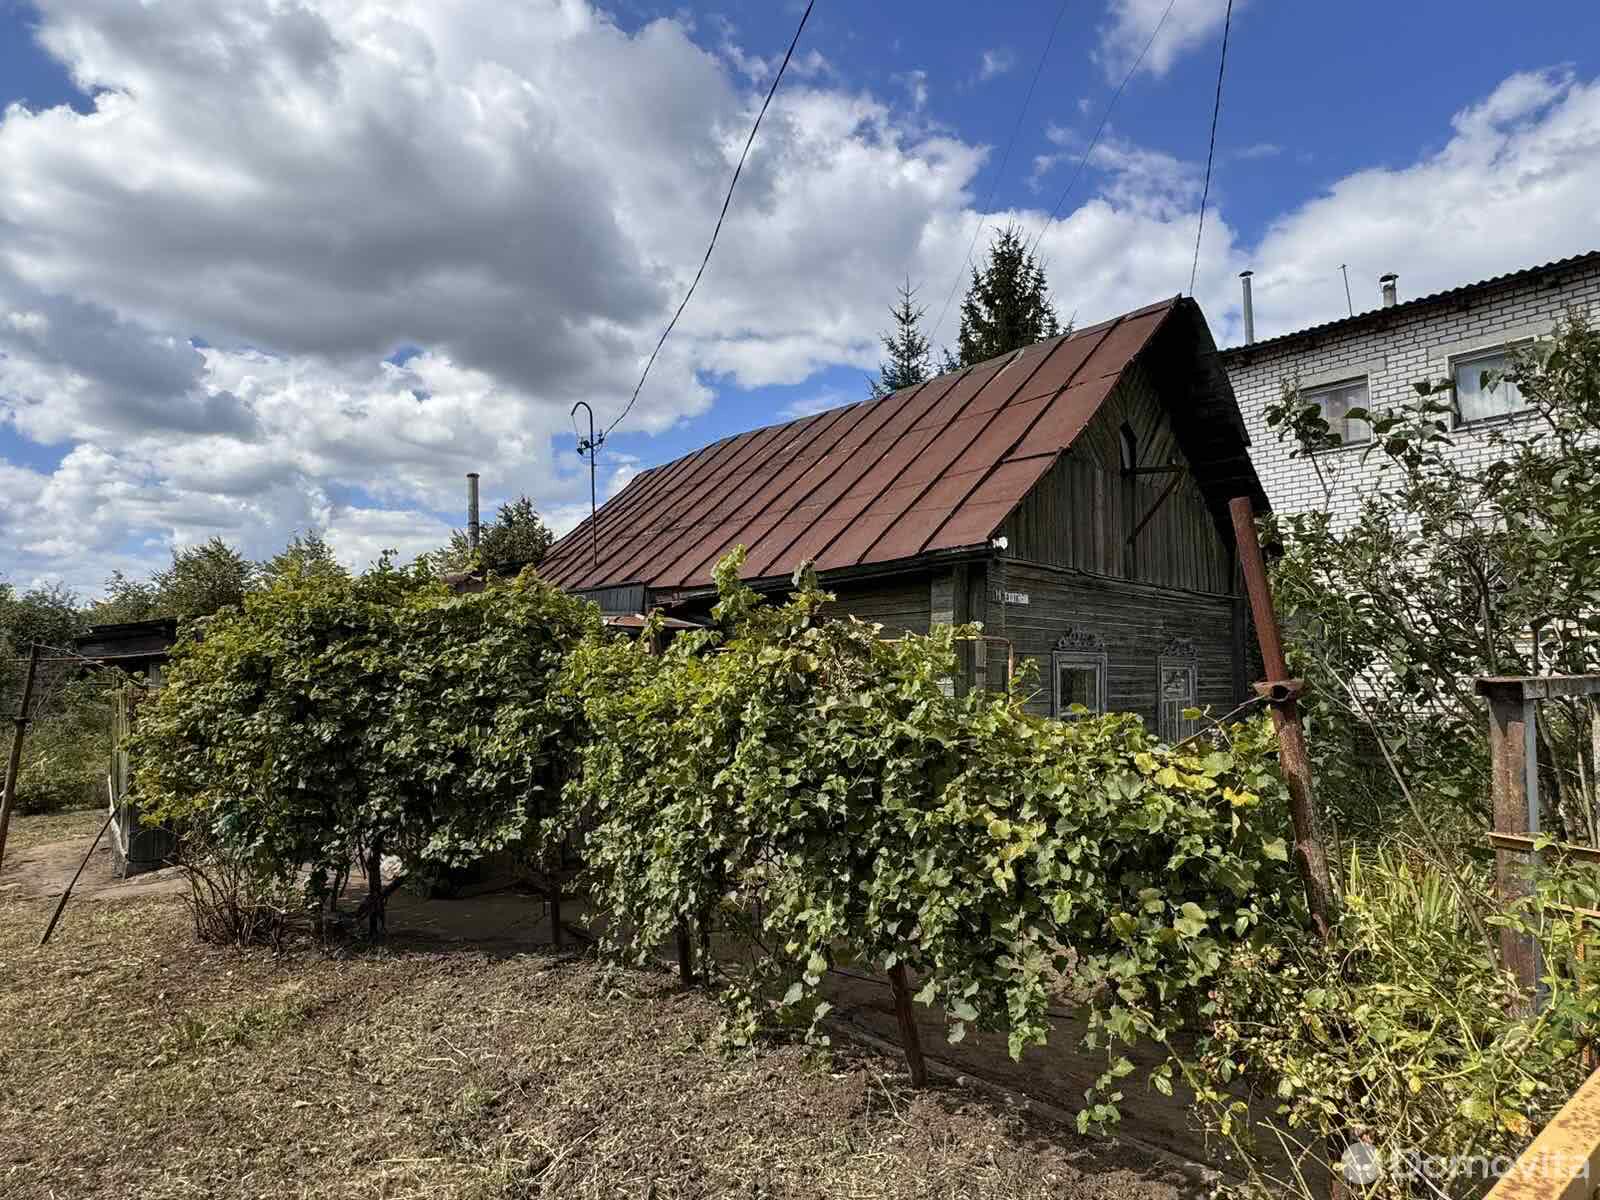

left=1478, top=674, right=1600, bottom=1200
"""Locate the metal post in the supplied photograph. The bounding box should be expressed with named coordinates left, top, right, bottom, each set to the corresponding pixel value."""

left=1227, top=498, right=1338, bottom=942
left=466, top=472, right=481, bottom=554
left=1239, top=270, right=1254, bottom=344
left=0, top=643, right=42, bottom=872
left=571, top=401, right=602, bottom=573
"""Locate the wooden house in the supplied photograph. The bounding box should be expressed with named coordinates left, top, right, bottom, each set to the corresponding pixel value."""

left=540, top=297, right=1269, bottom=737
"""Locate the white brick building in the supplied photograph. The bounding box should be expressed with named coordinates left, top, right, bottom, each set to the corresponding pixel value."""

left=1219, top=252, right=1600, bottom=525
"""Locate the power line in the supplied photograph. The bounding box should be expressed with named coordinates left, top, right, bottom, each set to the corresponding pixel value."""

left=929, top=0, right=1074, bottom=347
left=1027, top=0, right=1178, bottom=261
left=602, top=0, right=817, bottom=441
left=1187, top=0, right=1234, bottom=296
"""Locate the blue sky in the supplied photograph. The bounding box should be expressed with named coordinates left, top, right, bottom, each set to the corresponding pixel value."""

left=1, top=0, right=1598, bottom=593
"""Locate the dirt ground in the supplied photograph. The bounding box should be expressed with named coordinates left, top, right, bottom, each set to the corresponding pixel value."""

left=0, top=809, right=1194, bottom=1200
left=0, top=808, right=188, bottom=904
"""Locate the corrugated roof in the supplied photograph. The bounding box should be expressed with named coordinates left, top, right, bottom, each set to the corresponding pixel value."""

left=542, top=296, right=1232, bottom=593
left=1220, top=250, right=1600, bottom=356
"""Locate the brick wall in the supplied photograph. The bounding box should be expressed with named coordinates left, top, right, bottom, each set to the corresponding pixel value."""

left=1220, top=261, right=1600, bottom=526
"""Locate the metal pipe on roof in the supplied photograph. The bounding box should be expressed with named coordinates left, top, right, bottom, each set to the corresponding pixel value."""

left=466, top=472, right=481, bottom=553
left=1380, top=272, right=1398, bottom=308
left=1239, top=270, right=1255, bottom=344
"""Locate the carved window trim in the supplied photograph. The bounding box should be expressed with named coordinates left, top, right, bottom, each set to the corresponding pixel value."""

left=1052, top=628, right=1107, bottom=719
left=1157, top=637, right=1199, bottom=742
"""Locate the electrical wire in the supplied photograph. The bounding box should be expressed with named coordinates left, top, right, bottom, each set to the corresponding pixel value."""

left=928, top=0, right=1074, bottom=347
left=1187, top=0, right=1234, bottom=297
left=1027, top=0, right=1178, bottom=262
left=602, top=0, right=817, bottom=441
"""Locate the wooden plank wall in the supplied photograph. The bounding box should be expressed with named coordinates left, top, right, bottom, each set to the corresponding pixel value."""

left=819, top=576, right=933, bottom=637
left=998, top=560, right=1241, bottom=724
left=1000, top=361, right=1232, bottom=594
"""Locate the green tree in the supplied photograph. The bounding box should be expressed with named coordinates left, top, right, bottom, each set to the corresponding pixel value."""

left=0, top=580, right=82, bottom=655
left=951, top=224, right=1063, bottom=368
left=1266, top=312, right=1600, bottom=843
left=261, top=530, right=347, bottom=587
left=870, top=279, right=933, bottom=398
left=437, top=495, right=555, bottom=574
left=88, top=571, right=159, bottom=625
left=152, top=537, right=256, bottom=620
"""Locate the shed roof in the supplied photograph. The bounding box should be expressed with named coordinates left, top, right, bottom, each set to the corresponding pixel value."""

left=542, top=296, right=1258, bottom=593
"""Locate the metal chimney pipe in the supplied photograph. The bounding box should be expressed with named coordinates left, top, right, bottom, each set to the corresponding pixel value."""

left=1239, top=270, right=1255, bottom=344
left=1379, top=272, right=1398, bottom=309
left=466, top=472, right=481, bottom=553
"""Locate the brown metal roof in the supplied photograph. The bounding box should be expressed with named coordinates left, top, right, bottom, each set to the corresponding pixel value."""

left=543, top=296, right=1229, bottom=593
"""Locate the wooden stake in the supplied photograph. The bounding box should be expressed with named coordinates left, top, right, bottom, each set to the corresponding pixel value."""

left=886, top=961, right=928, bottom=1088
left=38, top=807, right=116, bottom=947
left=0, top=643, right=42, bottom=873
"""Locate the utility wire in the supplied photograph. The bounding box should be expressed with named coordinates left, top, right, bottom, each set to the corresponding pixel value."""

left=1027, top=0, right=1178, bottom=261
left=1187, top=0, right=1234, bottom=296
left=929, top=0, right=1074, bottom=347
left=603, top=0, right=817, bottom=441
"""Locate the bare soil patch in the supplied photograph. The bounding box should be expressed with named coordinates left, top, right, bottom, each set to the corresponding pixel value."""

left=0, top=811, right=1190, bottom=1199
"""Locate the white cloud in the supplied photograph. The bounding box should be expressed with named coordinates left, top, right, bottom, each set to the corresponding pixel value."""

left=0, top=1, right=1596, bottom=598
left=978, top=49, right=1015, bottom=82
left=895, top=68, right=930, bottom=112
left=0, top=0, right=978, bottom=593
left=1240, top=68, right=1600, bottom=341
left=1096, top=0, right=1242, bottom=81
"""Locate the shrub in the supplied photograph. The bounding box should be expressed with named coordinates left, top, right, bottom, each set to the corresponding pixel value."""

left=1265, top=312, right=1600, bottom=844
left=133, top=560, right=600, bottom=935
left=13, top=676, right=117, bottom=815
left=558, top=552, right=1304, bottom=1126
left=1194, top=842, right=1600, bottom=1196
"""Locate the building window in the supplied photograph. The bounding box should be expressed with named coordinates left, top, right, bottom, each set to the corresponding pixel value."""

left=1119, top=423, right=1138, bottom=472
left=1052, top=628, right=1107, bottom=719
left=1303, top=377, right=1371, bottom=446
left=1452, top=348, right=1526, bottom=425
left=1157, top=638, right=1198, bottom=743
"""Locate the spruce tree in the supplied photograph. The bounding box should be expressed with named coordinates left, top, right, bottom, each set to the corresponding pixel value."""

left=437, top=495, right=555, bottom=573
left=952, top=224, right=1064, bottom=368
left=870, top=279, right=933, bottom=398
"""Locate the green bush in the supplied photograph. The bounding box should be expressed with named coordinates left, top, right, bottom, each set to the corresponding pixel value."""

left=1194, top=842, right=1599, bottom=1197
left=13, top=677, right=116, bottom=815
left=132, top=559, right=600, bottom=933
left=558, top=552, right=1304, bottom=1127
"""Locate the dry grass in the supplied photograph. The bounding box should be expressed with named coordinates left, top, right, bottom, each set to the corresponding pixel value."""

left=0, top=814, right=1190, bottom=1200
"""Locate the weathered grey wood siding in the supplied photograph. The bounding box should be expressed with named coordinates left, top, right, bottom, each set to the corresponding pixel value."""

left=819, top=575, right=932, bottom=636
left=1000, top=360, right=1232, bottom=594
left=984, top=559, right=1242, bottom=726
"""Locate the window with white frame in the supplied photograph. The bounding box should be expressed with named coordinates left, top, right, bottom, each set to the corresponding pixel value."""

left=1051, top=629, right=1107, bottom=719
left=1452, top=347, right=1526, bottom=425
left=1303, top=376, right=1371, bottom=446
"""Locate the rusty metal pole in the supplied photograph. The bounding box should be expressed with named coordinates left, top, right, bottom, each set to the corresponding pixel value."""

left=1228, top=498, right=1338, bottom=942
left=886, top=961, right=928, bottom=1088
left=0, top=643, right=43, bottom=873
